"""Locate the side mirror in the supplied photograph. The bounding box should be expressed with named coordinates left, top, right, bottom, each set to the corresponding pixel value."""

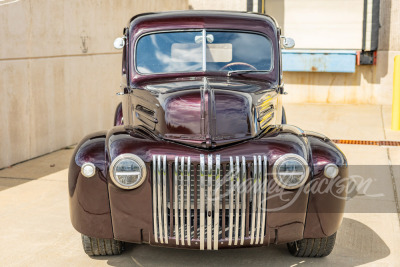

left=281, top=37, right=295, bottom=49
left=114, top=37, right=125, bottom=49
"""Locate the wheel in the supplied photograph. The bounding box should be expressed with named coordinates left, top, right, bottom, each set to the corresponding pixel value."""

left=282, top=107, right=287, bottom=124
left=81, top=234, right=124, bottom=256
left=287, top=232, right=337, bottom=257
left=219, top=62, right=257, bottom=71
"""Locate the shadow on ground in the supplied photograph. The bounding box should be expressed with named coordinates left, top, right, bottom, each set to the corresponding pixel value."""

left=89, top=218, right=390, bottom=267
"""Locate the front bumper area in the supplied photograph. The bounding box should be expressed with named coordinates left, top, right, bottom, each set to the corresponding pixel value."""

left=108, top=152, right=309, bottom=250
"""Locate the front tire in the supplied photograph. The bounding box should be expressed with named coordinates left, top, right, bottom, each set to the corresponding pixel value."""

left=287, top=232, right=336, bottom=257
left=81, top=234, right=124, bottom=256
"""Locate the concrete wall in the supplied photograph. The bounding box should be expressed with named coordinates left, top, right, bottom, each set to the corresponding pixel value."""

left=0, top=0, right=188, bottom=169
left=2, top=0, right=399, bottom=168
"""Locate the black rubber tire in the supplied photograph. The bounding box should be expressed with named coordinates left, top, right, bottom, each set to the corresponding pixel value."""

left=81, top=234, right=124, bottom=256
left=282, top=107, right=287, bottom=124
left=287, top=232, right=337, bottom=257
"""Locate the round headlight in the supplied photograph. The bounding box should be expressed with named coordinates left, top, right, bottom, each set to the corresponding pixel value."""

left=110, top=154, right=147, bottom=190
left=272, top=154, right=309, bottom=189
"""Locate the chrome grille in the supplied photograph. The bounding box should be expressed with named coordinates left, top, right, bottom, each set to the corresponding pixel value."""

left=152, top=154, right=268, bottom=250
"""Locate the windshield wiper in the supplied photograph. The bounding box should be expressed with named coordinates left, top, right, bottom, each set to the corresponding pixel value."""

left=227, top=70, right=269, bottom=76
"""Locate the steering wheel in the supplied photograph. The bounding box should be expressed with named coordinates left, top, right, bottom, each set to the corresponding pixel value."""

left=219, top=62, right=257, bottom=71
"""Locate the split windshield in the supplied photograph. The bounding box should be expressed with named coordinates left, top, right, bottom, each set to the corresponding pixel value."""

left=136, top=30, right=273, bottom=74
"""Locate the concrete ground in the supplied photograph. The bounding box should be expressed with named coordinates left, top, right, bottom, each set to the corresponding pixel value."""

left=0, top=103, right=399, bottom=267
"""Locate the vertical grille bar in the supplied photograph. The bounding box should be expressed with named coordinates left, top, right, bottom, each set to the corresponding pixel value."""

left=169, top=162, right=174, bottom=238
left=193, top=164, right=198, bottom=240
left=174, top=157, right=179, bottom=245
left=152, top=155, right=158, bottom=243
left=199, top=155, right=205, bottom=250
left=260, top=155, right=268, bottom=244
left=255, top=155, right=262, bottom=244
left=221, top=164, right=226, bottom=240
left=234, top=156, right=240, bottom=245
left=228, top=157, right=234, bottom=245
left=245, top=161, right=250, bottom=238
left=240, top=156, right=246, bottom=245
left=207, top=155, right=213, bottom=250
left=186, top=157, right=191, bottom=246
left=180, top=157, right=185, bottom=245
left=163, top=156, right=168, bottom=243
left=213, top=155, right=220, bottom=250
left=250, top=156, right=257, bottom=244
left=157, top=155, right=164, bottom=243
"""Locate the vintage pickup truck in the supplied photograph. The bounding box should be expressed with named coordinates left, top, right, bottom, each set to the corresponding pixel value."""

left=69, top=10, right=347, bottom=258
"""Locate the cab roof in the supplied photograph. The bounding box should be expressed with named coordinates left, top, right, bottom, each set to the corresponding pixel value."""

left=128, top=10, right=279, bottom=36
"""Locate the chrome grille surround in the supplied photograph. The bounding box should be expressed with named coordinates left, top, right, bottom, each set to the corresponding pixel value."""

left=152, top=154, right=268, bottom=250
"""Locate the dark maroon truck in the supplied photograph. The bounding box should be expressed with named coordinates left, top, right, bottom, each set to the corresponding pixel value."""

left=69, top=11, right=347, bottom=257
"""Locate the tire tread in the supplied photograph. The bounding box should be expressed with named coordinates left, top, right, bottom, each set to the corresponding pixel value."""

left=81, top=234, right=124, bottom=256
left=287, top=232, right=336, bottom=258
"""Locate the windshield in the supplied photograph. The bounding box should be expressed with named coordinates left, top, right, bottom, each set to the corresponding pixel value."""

left=136, top=30, right=273, bottom=74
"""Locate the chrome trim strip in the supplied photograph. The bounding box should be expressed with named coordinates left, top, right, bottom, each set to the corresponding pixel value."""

left=174, top=156, right=179, bottom=245
left=260, top=155, right=267, bottom=244
left=214, top=155, right=220, bottom=250
left=202, top=29, right=206, bottom=71
left=157, top=155, right=164, bottom=243
left=240, top=156, right=246, bottom=245
left=255, top=155, right=262, bottom=244
left=258, top=104, right=274, bottom=117
left=250, top=156, right=257, bottom=245
left=186, top=157, right=191, bottom=246
left=163, top=155, right=168, bottom=244
left=228, top=157, right=234, bottom=246
left=207, top=154, right=213, bottom=250
left=200, top=155, right=205, bottom=250
left=153, top=155, right=158, bottom=243
left=180, top=157, right=185, bottom=245
left=234, top=156, right=240, bottom=245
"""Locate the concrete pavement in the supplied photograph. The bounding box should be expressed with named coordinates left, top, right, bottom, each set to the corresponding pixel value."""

left=0, top=104, right=399, bottom=266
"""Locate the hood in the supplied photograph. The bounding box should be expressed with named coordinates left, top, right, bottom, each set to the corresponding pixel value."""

left=130, top=77, right=279, bottom=148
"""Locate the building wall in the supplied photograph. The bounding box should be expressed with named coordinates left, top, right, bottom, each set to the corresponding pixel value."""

left=283, top=0, right=400, bottom=105
left=1, top=0, right=399, bottom=168
left=267, top=0, right=364, bottom=50
left=188, top=0, right=246, bottom=11
left=0, top=0, right=188, bottom=169
left=191, top=0, right=400, bottom=105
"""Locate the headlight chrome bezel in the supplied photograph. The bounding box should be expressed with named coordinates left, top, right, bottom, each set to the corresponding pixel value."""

left=110, top=153, right=147, bottom=190
left=272, top=153, right=309, bottom=190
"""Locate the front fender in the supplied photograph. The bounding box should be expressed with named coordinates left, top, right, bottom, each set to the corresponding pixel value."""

left=68, top=131, right=114, bottom=239
left=304, top=131, right=348, bottom=238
